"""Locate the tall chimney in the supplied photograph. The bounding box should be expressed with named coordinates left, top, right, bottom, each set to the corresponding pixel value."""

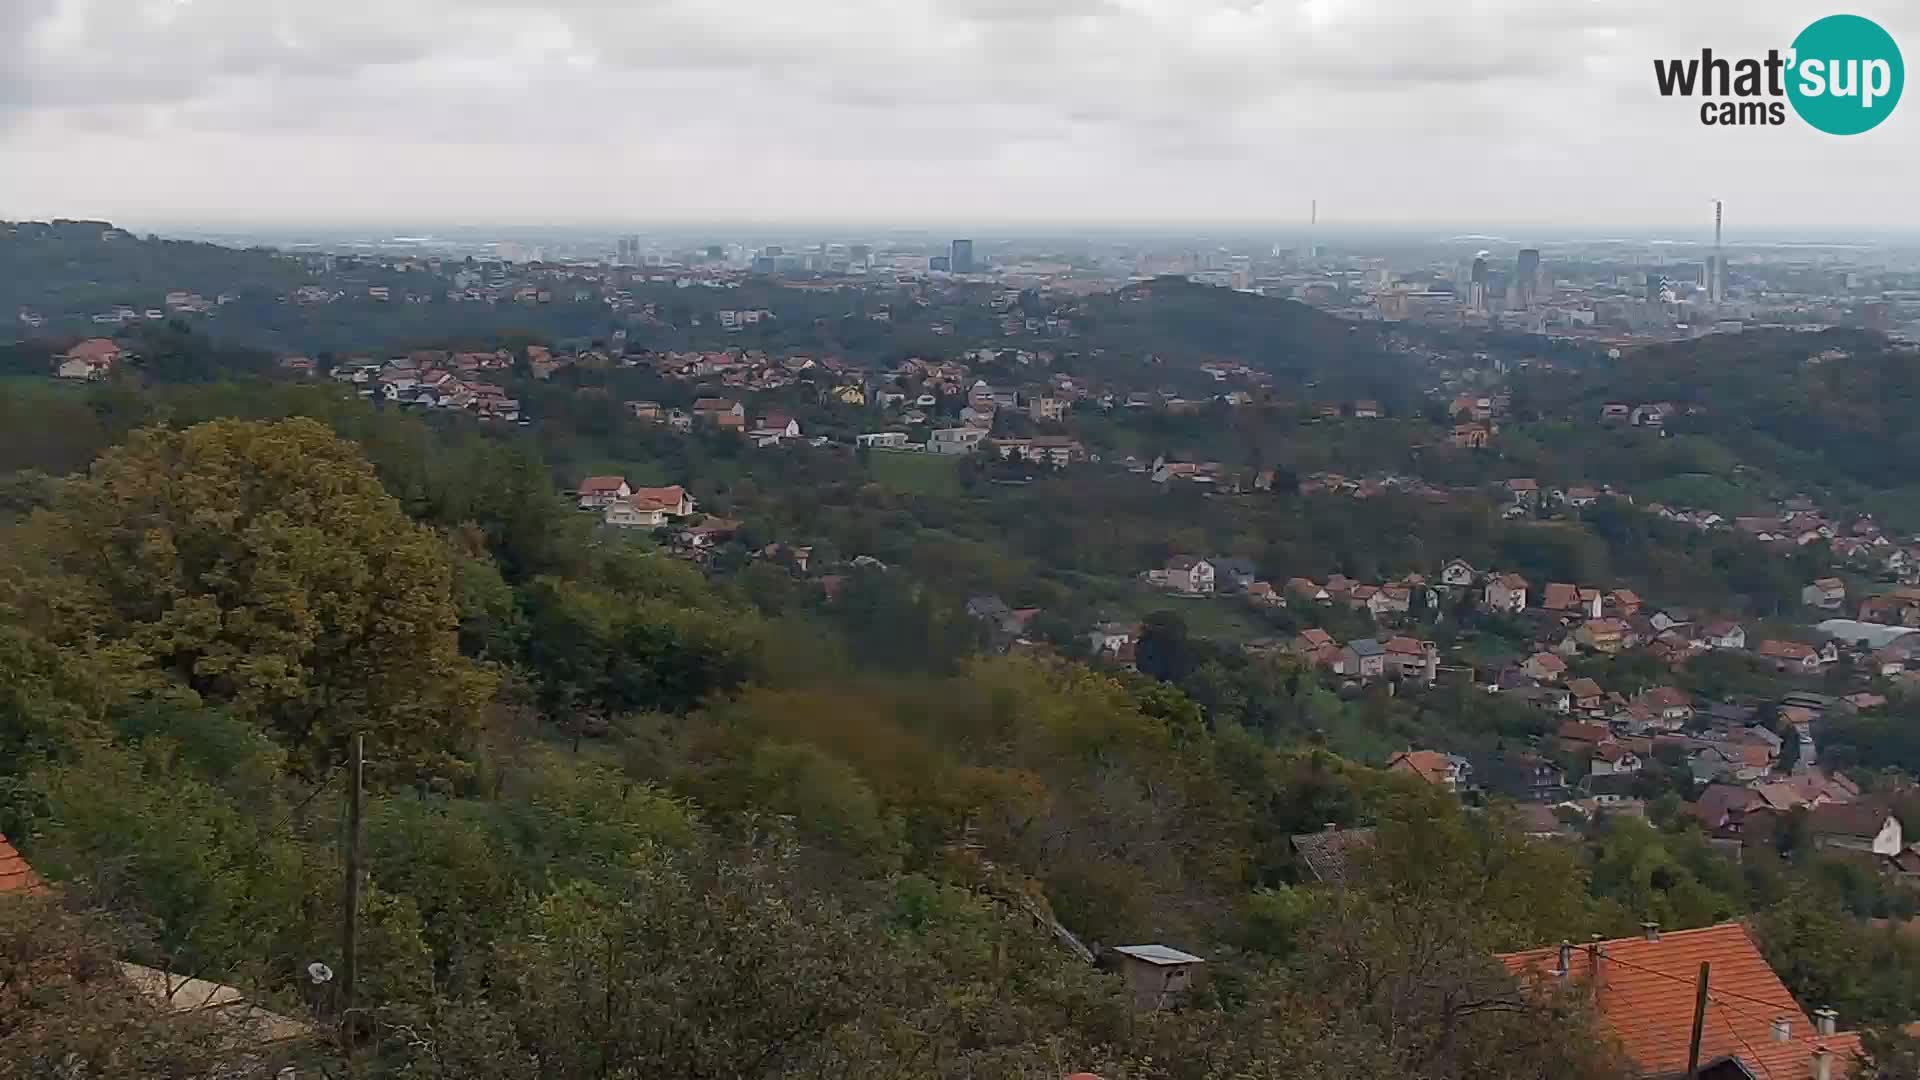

left=1771, top=1016, right=1792, bottom=1043
left=1812, top=1045, right=1833, bottom=1080
left=1642, top=922, right=1660, bottom=942
left=1814, top=1008, right=1838, bottom=1036
left=1556, top=940, right=1572, bottom=977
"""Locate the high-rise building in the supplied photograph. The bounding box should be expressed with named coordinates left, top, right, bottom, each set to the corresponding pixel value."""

left=950, top=239, right=975, bottom=274
left=1516, top=249, right=1540, bottom=308
left=616, top=235, right=640, bottom=266
left=1470, top=254, right=1489, bottom=313
left=929, top=255, right=951, bottom=272
left=850, top=244, right=872, bottom=267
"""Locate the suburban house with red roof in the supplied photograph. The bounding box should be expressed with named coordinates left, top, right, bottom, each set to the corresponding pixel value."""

left=56, top=338, right=124, bottom=380
left=605, top=485, right=697, bottom=529
left=1388, top=749, right=1468, bottom=791
left=1757, top=639, right=1822, bottom=673
left=1484, top=573, right=1528, bottom=614
left=1542, top=582, right=1604, bottom=619
left=1523, top=651, right=1568, bottom=683
left=577, top=475, right=632, bottom=510
left=1802, top=577, right=1847, bottom=610
left=1501, top=923, right=1863, bottom=1078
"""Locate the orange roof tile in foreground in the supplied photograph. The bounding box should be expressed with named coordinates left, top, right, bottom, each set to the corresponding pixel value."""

left=1500, top=923, right=1861, bottom=1078
left=0, top=833, right=45, bottom=895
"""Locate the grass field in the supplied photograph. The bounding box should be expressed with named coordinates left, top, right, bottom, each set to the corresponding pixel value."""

left=1117, top=587, right=1272, bottom=641
left=0, top=374, right=87, bottom=401
left=868, top=450, right=963, bottom=496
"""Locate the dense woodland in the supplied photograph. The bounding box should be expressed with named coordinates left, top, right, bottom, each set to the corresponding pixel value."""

left=5, top=236, right=1920, bottom=1076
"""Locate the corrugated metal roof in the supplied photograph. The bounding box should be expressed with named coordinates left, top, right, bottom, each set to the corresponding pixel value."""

left=1112, top=944, right=1203, bottom=966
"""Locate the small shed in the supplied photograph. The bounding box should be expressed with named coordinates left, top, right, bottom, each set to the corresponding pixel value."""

left=1109, top=944, right=1204, bottom=1011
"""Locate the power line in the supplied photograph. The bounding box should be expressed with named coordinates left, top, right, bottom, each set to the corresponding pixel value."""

left=1577, top=950, right=1821, bottom=1080
left=1593, top=950, right=1802, bottom=1017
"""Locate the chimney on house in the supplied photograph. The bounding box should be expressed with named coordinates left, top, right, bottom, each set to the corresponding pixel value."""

left=1323, top=822, right=1337, bottom=832
left=1814, top=1008, right=1838, bottom=1036
left=1641, top=921, right=1660, bottom=942
left=1812, top=1045, right=1834, bottom=1080
left=1771, top=1017, right=1793, bottom=1043
left=1556, top=940, right=1572, bottom=976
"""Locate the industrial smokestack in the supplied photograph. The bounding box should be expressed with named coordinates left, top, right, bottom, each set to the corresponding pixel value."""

left=1711, top=200, right=1726, bottom=304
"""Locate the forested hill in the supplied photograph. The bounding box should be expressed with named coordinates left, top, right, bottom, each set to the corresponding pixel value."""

left=1078, top=277, right=1406, bottom=395
left=1516, top=327, right=1920, bottom=512
left=1, top=219, right=303, bottom=318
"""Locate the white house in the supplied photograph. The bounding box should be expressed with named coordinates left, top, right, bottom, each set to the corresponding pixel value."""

left=577, top=475, right=632, bottom=510
left=1087, top=622, right=1133, bottom=655
left=928, top=427, right=989, bottom=456
left=857, top=432, right=912, bottom=449
left=629, top=485, right=695, bottom=518
left=606, top=501, right=668, bottom=528
left=1484, top=573, right=1528, bottom=614
left=604, top=485, right=696, bottom=528
left=56, top=338, right=123, bottom=380
left=1700, top=620, right=1747, bottom=650
left=1590, top=744, right=1642, bottom=776
left=1801, top=578, right=1847, bottom=610
left=1163, top=557, right=1215, bottom=595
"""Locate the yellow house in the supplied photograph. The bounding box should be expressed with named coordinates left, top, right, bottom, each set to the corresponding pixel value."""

left=830, top=384, right=866, bottom=406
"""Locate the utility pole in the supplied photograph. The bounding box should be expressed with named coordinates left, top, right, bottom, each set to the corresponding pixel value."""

left=340, top=732, right=364, bottom=1024
left=1684, top=961, right=1711, bottom=1079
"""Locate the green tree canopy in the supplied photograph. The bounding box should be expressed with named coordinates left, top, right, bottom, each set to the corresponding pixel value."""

left=6, top=417, right=492, bottom=770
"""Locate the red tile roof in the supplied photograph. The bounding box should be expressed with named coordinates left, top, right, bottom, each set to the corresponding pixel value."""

left=0, top=833, right=44, bottom=896
left=629, top=485, right=688, bottom=511
left=65, top=338, right=123, bottom=361
left=579, top=475, right=628, bottom=494
left=1758, top=640, right=1817, bottom=662
left=1387, top=750, right=1454, bottom=785
left=1558, top=720, right=1612, bottom=745
left=1543, top=583, right=1582, bottom=610
left=1501, top=924, right=1863, bottom=1078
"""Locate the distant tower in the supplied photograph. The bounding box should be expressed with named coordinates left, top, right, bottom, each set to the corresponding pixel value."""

left=1470, top=253, right=1489, bottom=312
left=950, top=239, right=975, bottom=274
left=1709, top=200, right=1725, bottom=305
left=1516, top=248, right=1541, bottom=308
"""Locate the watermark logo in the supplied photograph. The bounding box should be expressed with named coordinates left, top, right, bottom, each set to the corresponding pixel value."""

left=1654, top=14, right=1903, bottom=133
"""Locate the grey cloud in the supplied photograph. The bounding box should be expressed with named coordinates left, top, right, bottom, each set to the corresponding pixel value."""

left=0, top=0, right=1914, bottom=225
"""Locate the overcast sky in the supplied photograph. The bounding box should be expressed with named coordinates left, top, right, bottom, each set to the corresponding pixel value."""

left=1, top=0, right=1914, bottom=231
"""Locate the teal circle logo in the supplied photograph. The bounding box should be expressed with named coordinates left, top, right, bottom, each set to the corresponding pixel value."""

left=1788, top=14, right=1903, bottom=134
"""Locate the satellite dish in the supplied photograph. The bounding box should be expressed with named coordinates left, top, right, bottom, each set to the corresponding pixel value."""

left=308, top=961, right=334, bottom=984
